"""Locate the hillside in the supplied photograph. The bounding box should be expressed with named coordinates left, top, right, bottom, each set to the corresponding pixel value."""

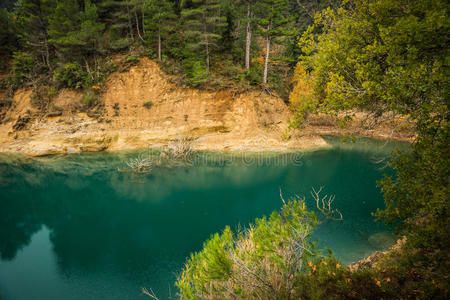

left=0, top=57, right=413, bottom=156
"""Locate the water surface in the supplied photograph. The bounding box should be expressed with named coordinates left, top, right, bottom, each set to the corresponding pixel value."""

left=0, top=138, right=408, bottom=299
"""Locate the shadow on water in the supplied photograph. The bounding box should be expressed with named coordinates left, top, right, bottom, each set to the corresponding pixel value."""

left=0, top=138, right=409, bottom=299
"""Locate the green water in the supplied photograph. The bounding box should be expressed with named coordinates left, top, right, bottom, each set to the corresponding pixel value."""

left=0, top=138, right=408, bottom=299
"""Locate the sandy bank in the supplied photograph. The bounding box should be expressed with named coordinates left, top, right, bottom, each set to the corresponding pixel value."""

left=0, top=58, right=413, bottom=157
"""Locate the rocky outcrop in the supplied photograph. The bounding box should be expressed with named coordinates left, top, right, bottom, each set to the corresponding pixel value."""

left=348, top=236, right=407, bottom=271
left=0, top=58, right=413, bottom=156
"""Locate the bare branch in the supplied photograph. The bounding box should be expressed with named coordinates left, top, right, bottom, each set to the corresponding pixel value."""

left=311, top=187, right=343, bottom=221
left=142, top=287, right=160, bottom=300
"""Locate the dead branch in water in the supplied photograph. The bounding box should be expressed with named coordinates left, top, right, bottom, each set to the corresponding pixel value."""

left=311, top=186, right=343, bottom=221
left=118, top=154, right=153, bottom=174
left=162, top=135, right=195, bottom=160
left=142, top=287, right=160, bottom=300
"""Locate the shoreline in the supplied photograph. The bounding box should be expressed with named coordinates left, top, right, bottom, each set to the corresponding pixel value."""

left=0, top=131, right=412, bottom=158
left=0, top=58, right=414, bottom=157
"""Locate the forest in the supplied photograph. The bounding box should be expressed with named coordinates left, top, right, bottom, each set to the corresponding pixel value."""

left=0, top=0, right=448, bottom=299
left=0, top=0, right=337, bottom=103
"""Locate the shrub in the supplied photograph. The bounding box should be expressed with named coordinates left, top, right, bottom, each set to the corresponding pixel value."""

left=143, top=101, right=152, bottom=109
left=177, top=197, right=320, bottom=299
left=12, top=51, right=34, bottom=84
left=82, top=88, right=99, bottom=108
left=124, top=54, right=140, bottom=65
left=183, top=58, right=208, bottom=87
left=54, top=62, right=87, bottom=89
left=245, top=63, right=262, bottom=85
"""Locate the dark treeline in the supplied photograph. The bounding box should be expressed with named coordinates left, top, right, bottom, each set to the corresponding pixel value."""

left=0, top=0, right=336, bottom=97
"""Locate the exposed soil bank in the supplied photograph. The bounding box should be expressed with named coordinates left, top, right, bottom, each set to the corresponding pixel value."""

left=0, top=58, right=414, bottom=156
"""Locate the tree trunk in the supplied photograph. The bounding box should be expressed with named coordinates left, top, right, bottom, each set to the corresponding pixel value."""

left=203, top=16, right=209, bottom=73
left=263, top=30, right=271, bottom=84
left=43, top=34, right=51, bottom=71
left=135, top=9, right=144, bottom=42
left=245, top=3, right=252, bottom=70
left=141, top=1, right=145, bottom=35
left=158, top=27, right=161, bottom=61
left=126, top=0, right=134, bottom=41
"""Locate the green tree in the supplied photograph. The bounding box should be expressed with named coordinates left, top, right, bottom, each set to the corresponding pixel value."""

left=101, top=0, right=134, bottom=49
left=177, top=196, right=320, bottom=299
left=293, top=0, right=449, bottom=265
left=47, top=0, right=80, bottom=59
left=143, top=0, right=176, bottom=60
left=0, top=8, right=18, bottom=69
left=15, top=0, right=56, bottom=70
left=181, top=0, right=227, bottom=74
left=257, top=0, right=293, bottom=84
left=48, top=0, right=104, bottom=83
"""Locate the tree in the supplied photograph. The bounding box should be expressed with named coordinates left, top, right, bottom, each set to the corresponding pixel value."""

left=130, top=0, right=145, bottom=42
left=47, top=0, right=80, bottom=59
left=293, top=0, right=449, bottom=261
left=177, top=196, right=320, bottom=299
left=256, top=0, right=294, bottom=84
left=0, top=0, right=18, bottom=11
left=0, top=8, right=18, bottom=69
left=101, top=0, right=134, bottom=49
left=233, top=0, right=256, bottom=70
left=143, top=0, right=176, bottom=61
left=76, top=0, right=105, bottom=79
left=48, top=0, right=104, bottom=81
left=15, top=0, right=56, bottom=70
left=181, top=0, right=227, bottom=74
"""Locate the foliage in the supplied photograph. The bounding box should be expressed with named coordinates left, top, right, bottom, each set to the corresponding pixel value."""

left=292, top=0, right=449, bottom=125
left=177, top=197, right=320, bottom=299
left=12, top=51, right=34, bottom=85
left=181, top=0, right=228, bottom=83
left=292, top=0, right=449, bottom=245
left=0, top=8, right=18, bottom=70
left=288, top=0, right=449, bottom=298
left=376, top=127, right=449, bottom=251
left=143, top=101, right=152, bottom=109
left=5, top=0, right=335, bottom=94
left=182, top=57, right=208, bottom=86
left=256, top=0, right=295, bottom=84
left=143, top=0, right=176, bottom=60
left=53, top=62, right=87, bottom=89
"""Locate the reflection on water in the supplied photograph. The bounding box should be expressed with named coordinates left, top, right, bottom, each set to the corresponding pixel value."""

left=0, top=138, right=408, bottom=299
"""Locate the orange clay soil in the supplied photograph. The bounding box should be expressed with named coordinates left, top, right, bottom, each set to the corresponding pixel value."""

left=0, top=58, right=414, bottom=156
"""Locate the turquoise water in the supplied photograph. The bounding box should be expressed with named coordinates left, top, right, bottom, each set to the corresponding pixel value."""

left=0, top=138, right=408, bottom=299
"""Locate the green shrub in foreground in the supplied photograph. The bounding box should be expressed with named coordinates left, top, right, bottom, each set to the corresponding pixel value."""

left=176, top=198, right=320, bottom=299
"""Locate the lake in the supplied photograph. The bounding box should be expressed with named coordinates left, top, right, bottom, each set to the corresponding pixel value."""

left=0, top=137, right=408, bottom=299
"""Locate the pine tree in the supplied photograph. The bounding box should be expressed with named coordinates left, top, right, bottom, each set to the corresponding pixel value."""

left=101, top=0, right=134, bottom=49
left=48, top=0, right=103, bottom=62
left=234, top=0, right=256, bottom=70
left=0, top=8, right=18, bottom=69
left=47, top=0, right=80, bottom=59
left=76, top=0, right=105, bottom=79
left=15, top=0, right=56, bottom=70
left=143, top=0, right=176, bottom=61
left=181, top=0, right=227, bottom=74
left=130, top=0, right=145, bottom=42
left=256, top=0, right=293, bottom=84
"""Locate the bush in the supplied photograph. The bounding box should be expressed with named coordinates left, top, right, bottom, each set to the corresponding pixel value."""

left=183, top=58, right=208, bottom=87
left=177, top=197, right=320, bottom=299
left=143, top=101, right=152, bottom=109
left=54, top=62, right=87, bottom=89
left=245, top=63, right=262, bottom=85
left=12, top=51, right=34, bottom=84
left=82, top=88, right=99, bottom=108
